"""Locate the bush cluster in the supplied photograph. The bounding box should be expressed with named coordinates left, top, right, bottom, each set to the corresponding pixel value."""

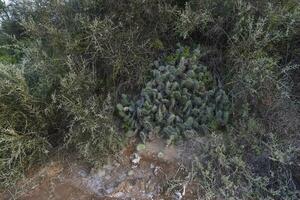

left=14, top=0, right=176, bottom=95
left=117, top=46, right=230, bottom=141
left=0, top=64, right=49, bottom=188
left=0, top=0, right=299, bottom=198
left=185, top=127, right=300, bottom=199
left=0, top=0, right=177, bottom=172
left=56, top=64, right=123, bottom=164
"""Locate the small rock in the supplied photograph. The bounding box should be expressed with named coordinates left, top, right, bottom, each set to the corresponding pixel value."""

left=158, top=152, right=164, bottom=158
left=132, top=153, right=141, bottom=165
left=111, top=192, right=124, bottom=198
left=78, top=169, right=88, bottom=177
left=97, top=169, right=106, bottom=177
left=174, top=191, right=183, bottom=200
left=128, top=170, right=134, bottom=176
left=153, top=166, right=161, bottom=176
left=97, top=188, right=106, bottom=194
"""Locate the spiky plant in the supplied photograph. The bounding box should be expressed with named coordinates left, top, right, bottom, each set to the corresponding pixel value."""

left=117, top=46, right=230, bottom=142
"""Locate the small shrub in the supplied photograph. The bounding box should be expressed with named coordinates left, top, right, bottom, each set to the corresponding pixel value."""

left=179, top=122, right=300, bottom=199
left=0, top=64, right=49, bottom=188
left=175, top=2, right=213, bottom=39
left=117, top=46, right=230, bottom=142
left=56, top=64, right=123, bottom=165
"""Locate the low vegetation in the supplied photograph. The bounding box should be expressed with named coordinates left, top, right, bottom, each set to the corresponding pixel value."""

left=0, top=0, right=299, bottom=198
left=0, top=64, right=49, bottom=188
left=117, top=46, right=230, bottom=142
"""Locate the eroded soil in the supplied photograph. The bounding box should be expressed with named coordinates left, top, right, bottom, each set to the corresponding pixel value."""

left=1, top=138, right=198, bottom=200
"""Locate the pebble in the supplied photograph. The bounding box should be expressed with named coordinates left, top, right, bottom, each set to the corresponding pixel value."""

left=128, top=170, right=135, bottom=176
left=132, top=153, right=141, bottom=165
left=78, top=169, right=88, bottom=177
left=97, top=169, right=106, bottom=177
left=153, top=167, right=161, bottom=176
left=158, top=152, right=164, bottom=158
left=111, top=192, right=125, bottom=198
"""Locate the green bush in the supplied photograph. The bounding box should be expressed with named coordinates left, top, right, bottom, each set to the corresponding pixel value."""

left=56, top=64, right=123, bottom=165
left=172, top=1, right=300, bottom=198
left=117, top=46, right=230, bottom=142
left=175, top=0, right=300, bottom=113
left=188, top=127, right=300, bottom=199
left=0, top=0, right=179, bottom=173
left=0, top=0, right=299, bottom=196
left=0, top=64, right=49, bottom=188
left=15, top=0, right=177, bottom=95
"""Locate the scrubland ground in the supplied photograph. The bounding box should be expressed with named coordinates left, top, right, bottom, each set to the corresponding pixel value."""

left=0, top=0, right=299, bottom=199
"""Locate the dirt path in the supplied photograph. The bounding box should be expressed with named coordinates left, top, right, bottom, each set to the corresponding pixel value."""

left=1, top=139, right=198, bottom=200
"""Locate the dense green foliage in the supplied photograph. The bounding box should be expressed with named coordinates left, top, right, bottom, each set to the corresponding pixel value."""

left=0, top=64, right=49, bottom=188
left=12, top=0, right=176, bottom=96
left=0, top=0, right=299, bottom=198
left=57, top=65, right=123, bottom=164
left=172, top=0, right=300, bottom=198
left=118, top=46, right=230, bottom=142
